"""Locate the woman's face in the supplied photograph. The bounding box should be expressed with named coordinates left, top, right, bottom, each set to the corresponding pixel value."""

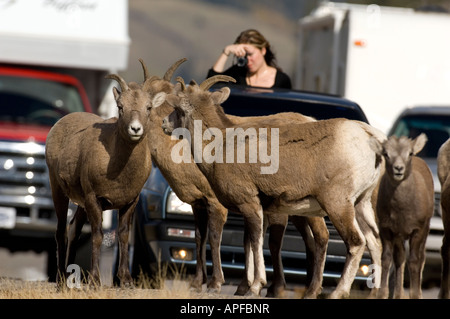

left=243, top=44, right=266, bottom=73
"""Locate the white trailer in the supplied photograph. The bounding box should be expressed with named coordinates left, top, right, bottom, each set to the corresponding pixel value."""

left=296, top=1, right=450, bottom=133
left=0, top=0, right=130, bottom=118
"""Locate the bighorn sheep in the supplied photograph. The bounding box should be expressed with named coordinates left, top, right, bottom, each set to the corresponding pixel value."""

left=143, top=59, right=327, bottom=297
left=45, top=62, right=166, bottom=287
left=437, top=137, right=450, bottom=299
left=371, top=134, right=434, bottom=299
left=162, top=75, right=385, bottom=298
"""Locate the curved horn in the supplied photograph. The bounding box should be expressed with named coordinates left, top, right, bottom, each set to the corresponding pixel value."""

left=199, top=75, right=236, bottom=91
left=139, top=58, right=150, bottom=81
left=175, top=76, right=186, bottom=91
left=163, top=58, right=188, bottom=81
left=105, top=74, right=129, bottom=92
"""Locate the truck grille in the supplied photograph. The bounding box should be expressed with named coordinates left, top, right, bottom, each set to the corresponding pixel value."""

left=0, top=140, right=55, bottom=224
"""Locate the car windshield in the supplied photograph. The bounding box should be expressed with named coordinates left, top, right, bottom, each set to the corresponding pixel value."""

left=390, top=114, right=450, bottom=158
left=222, top=94, right=366, bottom=121
left=0, top=75, right=85, bottom=126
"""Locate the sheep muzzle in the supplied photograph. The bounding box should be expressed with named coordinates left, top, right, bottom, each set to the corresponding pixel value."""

left=127, top=119, right=144, bottom=141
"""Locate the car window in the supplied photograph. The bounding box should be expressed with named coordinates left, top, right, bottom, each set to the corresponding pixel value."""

left=222, top=95, right=366, bottom=121
left=390, top=114, right=450, bottom=158
left=0, top=75, right=85, bottom=126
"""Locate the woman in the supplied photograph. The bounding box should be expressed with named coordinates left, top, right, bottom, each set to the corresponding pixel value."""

left=207, top=29, right=292, bottom=89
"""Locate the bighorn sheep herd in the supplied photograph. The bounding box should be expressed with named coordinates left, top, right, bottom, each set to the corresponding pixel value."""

left=44, top=57, right=450, bottom=299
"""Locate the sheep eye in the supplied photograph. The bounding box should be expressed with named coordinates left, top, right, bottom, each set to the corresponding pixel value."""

left=383, top=152, right=389, bottom=159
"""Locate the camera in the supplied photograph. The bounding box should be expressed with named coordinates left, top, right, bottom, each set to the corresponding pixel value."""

left=237, top=55, right=248, bottom=67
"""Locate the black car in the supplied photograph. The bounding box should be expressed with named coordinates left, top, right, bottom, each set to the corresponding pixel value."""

left=122, top=85, right=374, bottom=288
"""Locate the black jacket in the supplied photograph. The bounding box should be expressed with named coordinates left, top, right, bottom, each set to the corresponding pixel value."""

left=207, top=65, right=292, bottom=89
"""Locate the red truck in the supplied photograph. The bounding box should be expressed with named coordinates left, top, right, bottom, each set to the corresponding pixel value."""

left=0, top=66, right=93, bottom=280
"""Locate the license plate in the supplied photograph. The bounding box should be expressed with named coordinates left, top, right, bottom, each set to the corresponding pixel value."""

left=0, top=207, right=16, bottom=229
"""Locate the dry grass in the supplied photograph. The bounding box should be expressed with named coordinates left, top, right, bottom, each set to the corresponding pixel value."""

left=0, top=261, right=260, bottom=299
left=0, top=262, right=198, bottom=299
left=0, top=256, right=373, bottom=299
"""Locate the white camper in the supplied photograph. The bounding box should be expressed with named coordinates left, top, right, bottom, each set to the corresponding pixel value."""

left=0, top=0, right=130, bottom=118
left=296, top=1, right=450, bottom=133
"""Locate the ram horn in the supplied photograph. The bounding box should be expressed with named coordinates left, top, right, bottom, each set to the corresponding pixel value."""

left=105, top=74, right=129, bottom=92
left=199, top=75, right=236, bottom=91
left=175, top=76, right=186, bottom=91
left=139, top=58, right=150, bottom=82
left=163, top=58, right=188, bottom=81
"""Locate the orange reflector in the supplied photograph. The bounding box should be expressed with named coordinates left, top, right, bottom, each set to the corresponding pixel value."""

left=354, top=40, right=366, bottom=47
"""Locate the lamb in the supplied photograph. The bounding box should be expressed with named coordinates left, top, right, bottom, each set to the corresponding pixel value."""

left=45, top=62, right=167, bottom=287
left=371, top=134, right=434, bottom=298
left=161, top=75, right=385, bottom=298
left=437, top=137, right=450, bottom=299
left=142, top=60, right=328, bottom=297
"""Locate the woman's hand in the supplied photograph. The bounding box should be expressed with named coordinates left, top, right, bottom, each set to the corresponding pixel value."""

left=223, top=44, right=250, bottom=57
left=212, top=44, right=251, bottom=73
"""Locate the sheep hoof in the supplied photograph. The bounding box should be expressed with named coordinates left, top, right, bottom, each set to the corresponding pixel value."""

left=234, top=281, right=250, bottom=296
left=189, top=286, right=203, bottom=293
left=266, top=284, right=285, bottom=298
left=206, top=286, right=221, bottom=294
left=244, top=287, right=261, bottom=297
left=328, top=290, right=350, bottom=299
left=206, top=281, right=222, bottom=294
left=189, top=280, right=202, bottom=293
left=303, top=287, right=322, bottom=299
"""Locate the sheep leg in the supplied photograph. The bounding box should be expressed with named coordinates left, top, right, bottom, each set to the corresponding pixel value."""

left=290, top=216, right=313, bottom=285
left=66, top=206, right=88, bottom=267
left=326, top=202, right=365, bottom=299
left=266, top=214, right=288, bottom=298
left=206, top=202, right=227, bottom=293
left=244, top=206, right=266, bottom=296
left=355, top=195, right=382, bottom=298
left=439, top=194, right=450, bottom=299
left=191, top=203, right=208, bottom=292
left=378, top=231, right=393, bottom=299
left=50, top=177, right=69, bottom=289
left=408, top=227, right=428, bottom=299
left=116, top=198, right=139, bottom=287
left=392, top=239, right=406, bottom=299
left=301, top=216, right=328, bottom=299
left=235, top=217, right=253, bottom=296
left=85, top=198, right=103, bottom=287
left=440, top=231, right=450, bottom=299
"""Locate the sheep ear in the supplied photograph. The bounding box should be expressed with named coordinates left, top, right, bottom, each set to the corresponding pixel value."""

left=166, top=94, right=180, bottom=108
left=369, top=136, right=383, bottom=155
left=211, top=87, right=230, bottom=105
left=152, top=92, right=166, bottom=108
left=412, top=133, right=427, bottom=155
left=112, top=87, right=120, bottom=100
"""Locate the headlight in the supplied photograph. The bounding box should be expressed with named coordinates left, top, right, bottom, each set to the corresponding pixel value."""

left=166, top=190, right=193, bottom=215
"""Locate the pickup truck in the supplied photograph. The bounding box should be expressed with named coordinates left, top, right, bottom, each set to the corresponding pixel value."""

left=122, top=85, right=374, bottom=290
left=0, top=66, right=92, bottom=280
